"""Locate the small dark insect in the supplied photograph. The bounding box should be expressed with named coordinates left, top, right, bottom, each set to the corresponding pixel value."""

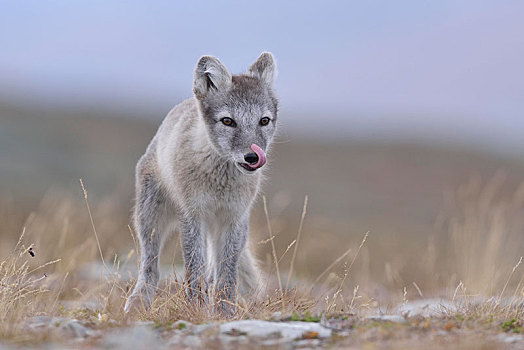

left=28, top=247, right=35, bottom=257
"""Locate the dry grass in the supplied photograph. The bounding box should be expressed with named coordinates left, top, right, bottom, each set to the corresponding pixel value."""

left=0, top=186, right=327, bottom=335
left=0, top=231, right=57, bottom=338
left=1, top=176, right=524, bottom=344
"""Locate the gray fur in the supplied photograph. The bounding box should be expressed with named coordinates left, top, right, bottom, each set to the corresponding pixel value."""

left=125, top=52, right=278, bottom=315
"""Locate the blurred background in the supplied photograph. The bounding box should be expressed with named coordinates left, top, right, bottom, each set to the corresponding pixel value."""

left=1, top=1, right=524, bottom=301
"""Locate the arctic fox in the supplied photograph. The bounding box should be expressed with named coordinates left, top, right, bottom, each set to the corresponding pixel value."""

left=124, top=52, right=278, bottom=315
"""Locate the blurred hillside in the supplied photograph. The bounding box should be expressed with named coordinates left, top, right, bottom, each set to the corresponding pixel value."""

left=2, top=102, right=524, bottom=244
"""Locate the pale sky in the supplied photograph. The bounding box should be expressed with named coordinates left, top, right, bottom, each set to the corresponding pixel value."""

left=1, top=1, right=523, bottom=153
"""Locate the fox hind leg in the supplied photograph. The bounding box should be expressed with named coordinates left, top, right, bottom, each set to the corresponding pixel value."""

left=125, top=172, right=171, bottom=313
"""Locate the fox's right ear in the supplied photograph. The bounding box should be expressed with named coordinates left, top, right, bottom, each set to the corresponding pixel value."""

left=193, top=56, right=232, bottom=98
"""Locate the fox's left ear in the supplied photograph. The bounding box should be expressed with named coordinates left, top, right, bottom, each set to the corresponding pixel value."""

left=248, top=52, right=276, bottom=86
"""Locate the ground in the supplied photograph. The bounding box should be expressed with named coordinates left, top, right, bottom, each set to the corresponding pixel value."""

left=9, top=300, right=524, bottom=349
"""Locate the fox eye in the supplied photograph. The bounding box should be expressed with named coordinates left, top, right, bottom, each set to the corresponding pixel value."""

left=221, top=117, right=236, bottom=127
left=260, top=117, right=270, bottom=126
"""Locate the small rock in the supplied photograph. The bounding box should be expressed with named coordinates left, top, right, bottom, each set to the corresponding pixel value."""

left=59, top=319, right=91, bottom=338
left=366, top=315, right=406, bottom=324
left=321, top=314, right=358, bottom=331
left=25, top=316, right=55, bottom=330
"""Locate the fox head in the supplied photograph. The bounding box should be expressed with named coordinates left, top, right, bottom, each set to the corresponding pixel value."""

left=193, top=52, right=278, bottom=174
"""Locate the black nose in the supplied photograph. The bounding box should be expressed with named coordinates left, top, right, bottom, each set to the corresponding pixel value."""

left=244, top=152, right=259, bottom=164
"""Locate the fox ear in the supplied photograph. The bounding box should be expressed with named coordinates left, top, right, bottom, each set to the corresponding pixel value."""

left=193, top=56, right=232, bottom=98
left=248, top=52, right=276, bottom=86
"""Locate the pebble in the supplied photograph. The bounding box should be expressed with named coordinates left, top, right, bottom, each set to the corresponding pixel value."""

left=59, top=319, right=91, bottom=338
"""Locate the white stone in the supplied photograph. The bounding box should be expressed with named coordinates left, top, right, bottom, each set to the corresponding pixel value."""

left=365, top=315, right=406, bottom=324
left=25, top=316, right=56, bottom=330
left=59, top=319, right=91, bottom=338
left=219, top=320, right=331, bottom=344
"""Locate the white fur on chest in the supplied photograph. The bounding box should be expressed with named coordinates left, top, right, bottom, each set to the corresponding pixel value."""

left=183, top=156, right=260, bottom=223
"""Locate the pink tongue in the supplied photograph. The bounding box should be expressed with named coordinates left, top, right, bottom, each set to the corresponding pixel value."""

left=250, top=144, right=267, bottom=169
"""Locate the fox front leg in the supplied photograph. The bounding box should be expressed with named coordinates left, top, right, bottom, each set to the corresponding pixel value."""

left=215, top=217, right=249, bottom=316
left=180, top=215, right=209, bottom=305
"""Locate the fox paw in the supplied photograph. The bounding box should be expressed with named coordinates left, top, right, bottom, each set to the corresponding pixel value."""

left=124, top=284, right=155, bottom=314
